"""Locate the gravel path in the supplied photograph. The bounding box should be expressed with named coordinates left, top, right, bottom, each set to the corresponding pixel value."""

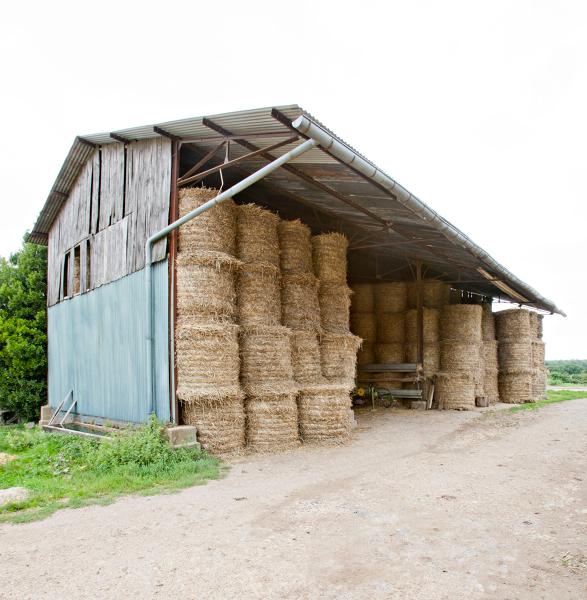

left=1, top=400, right=586, bottom=599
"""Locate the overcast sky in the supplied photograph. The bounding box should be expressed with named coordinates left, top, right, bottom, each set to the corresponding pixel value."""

left=0, top=1, right=584, bottom=359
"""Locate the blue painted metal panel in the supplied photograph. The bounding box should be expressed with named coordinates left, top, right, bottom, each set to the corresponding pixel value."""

left=48, top=260, right=170, bottom=423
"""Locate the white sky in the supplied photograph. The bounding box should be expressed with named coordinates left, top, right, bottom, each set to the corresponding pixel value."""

left=0, top=0, right=585, bottom=359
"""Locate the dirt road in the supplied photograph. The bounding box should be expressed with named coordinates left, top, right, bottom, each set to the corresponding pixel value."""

left=1, top=400, right=586, bottom=599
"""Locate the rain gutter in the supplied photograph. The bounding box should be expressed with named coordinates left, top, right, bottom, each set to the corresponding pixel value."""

left=292, top=115, right=565, bottom=317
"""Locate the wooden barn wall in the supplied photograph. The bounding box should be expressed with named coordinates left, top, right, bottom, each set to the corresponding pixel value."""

left=47, top=138, right=172, bottom=307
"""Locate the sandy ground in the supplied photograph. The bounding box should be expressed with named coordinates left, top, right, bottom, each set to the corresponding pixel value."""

left=1, top=400, right=586, bottom=600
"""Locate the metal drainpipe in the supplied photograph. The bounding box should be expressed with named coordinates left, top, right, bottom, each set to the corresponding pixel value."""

left=292, top=116, right=565, bottom=317
left=145, top=137, right=318, bottom=415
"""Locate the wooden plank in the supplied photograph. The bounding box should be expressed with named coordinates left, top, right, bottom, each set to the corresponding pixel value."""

left=99, top=145, right=124, bottom=230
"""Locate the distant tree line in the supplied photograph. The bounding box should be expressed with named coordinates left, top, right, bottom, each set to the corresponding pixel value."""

left=546, top=359, right=587, bottom=385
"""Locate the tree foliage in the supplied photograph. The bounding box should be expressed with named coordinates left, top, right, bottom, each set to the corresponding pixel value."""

left=0, top=237, right=47, bottom=420
left=545, top=360, right=587, bottom=385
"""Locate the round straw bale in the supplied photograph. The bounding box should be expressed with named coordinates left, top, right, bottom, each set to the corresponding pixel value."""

left=312, top=232, right=348, bottom=284
left=298, top=384, right=352, bottom=443
left=290, top=331, right=323, bottom=384
left=320, top=332, right=362, bottom=388
left=405, top=342, right=440, bottom=374
left=245, top=393, right=300, bottom=452
left=440, top=340, right=481, bottom=373
left=405, top=308, right=440, bottom=343
left=535, top=314, right=544, bottom=340
left=483, top=369, right=499, bottom=404
left=531, top=341, right=545, bottom=369
left=482, top=304, right=496, bottom=340
left=239, top=325, right=295, bottom=394
left=528, top=312, right=544, bottom=340
left=498, top=372, right=533, bottom=404
left=498, top=340, right=532, bottom=373
left=375, top=342, right=405, bottom=364
left=440, top=305, right=482, bottom=342
left=178, top=188, right=236, bottom=256
left=281, top=273, right=320, bottom=331
left=531, top=368, right=547, bottom=401
left=319, top=283, right=352, bottom=333
left=482, top=340, right=499, bottom=370
left=237, top=263, right=281, bottom=327
left=377, top=312, right=405, bottom=343
left=495, top=309, right=531, bottom=340
left=175, top=322, right=241, bottom=400
left=435, top=372, right=476, bottom=410
left=407, top=280, right=451, bottom=308
left=373, top=282, right=407, bottom=313
left=350, top=312, right=376, bottom=342
left=278, top=219, right=313, bottom=274
left=181, top=395, right=245, bottom=454
left=357, top=342, right=375, bottom=365
left=350, top=283, right=374, bottom=313
left=176, top=252, right=240, bottom=322
left=237, top=204, right=280, bottom=267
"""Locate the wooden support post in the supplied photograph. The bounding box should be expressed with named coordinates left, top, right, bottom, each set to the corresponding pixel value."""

left=416, top=260, right=424, bottom=367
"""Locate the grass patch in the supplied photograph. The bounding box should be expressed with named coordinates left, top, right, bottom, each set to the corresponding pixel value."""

left=508, top=389, right=587, bottom=413
left=0, top=417, right=220, bottom=524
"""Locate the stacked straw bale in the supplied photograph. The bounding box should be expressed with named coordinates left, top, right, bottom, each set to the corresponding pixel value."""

left=278, top=219, right=323, bottom=386
left=407, top=279, right=451, bottom=309
left=238, top=206, right=299, bottom=452
left=350, top=283, right=374, bottom=366
left=480, top=303, right=499, bottom=404
left=495, top=309, right=535, bottom=404
left=437, top=304, right=482, bottom=409
left=176, top=188, right=245, bottom=454
left=310, top=232, right=356, bottom=442
left=372, top=282, right=407, bottom=364
left=404, top=308, right=440, bottom=375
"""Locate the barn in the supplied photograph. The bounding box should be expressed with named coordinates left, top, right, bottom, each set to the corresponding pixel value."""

left=29, top=105, right=564, bottom=452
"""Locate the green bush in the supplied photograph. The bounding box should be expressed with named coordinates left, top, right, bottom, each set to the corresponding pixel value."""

left=0, top=236, right=47, bottom=421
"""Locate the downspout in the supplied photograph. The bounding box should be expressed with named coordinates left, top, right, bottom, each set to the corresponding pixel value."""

left=292, top=115, right=566, bottom=317
left=145, top=137, right=318, bottom=415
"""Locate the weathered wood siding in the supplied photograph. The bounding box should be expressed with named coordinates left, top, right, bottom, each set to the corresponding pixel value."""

left=47, top=138, right=171, bottom=306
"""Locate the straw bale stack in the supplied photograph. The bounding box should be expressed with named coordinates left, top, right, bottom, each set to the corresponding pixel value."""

left=278, top=219, right=313, bottom=274
left=377, top=312, right=405, bottom=343
left=375, top=342, right=405, bottom=364
left=495, top=309, right=531, bottom=340
left=298, top=384, right=353, bottom=443
left=440, top=341, right=481, bottom=373
left=320, top=332, right=362, bottom=388
left=237, top=263, right=281, bottom=327
left=178, top=188, right=236, bottom=257
left=483, top=340, right=499, bottom=371
left=350, top=283, right=374, bottom=313
left=245, top=393, right=300, bottom=452
left=532, top=369, right=548, bottom=401
left=435, top=372, right=476, bottom=410
left=181, top=395, right=245, bottom=454
left=483, top=370, right=499, bottom=405
left=373, top=282, right=407, bottom=314
left=290, top=331, right=323, bottom=384
left=176, top=252, right=240, bottom=323
left=350, top=312, right=376, bottom=342
left=532, top=341, right=545, bottom=370
left=319, top=283, right=352, bottom=333
left=405, top=308, right=440, bottom=343
left=482, top=303, right=496, bottom=341
left=405, top=342, right=440, bottom=375
left=237, top=204, right=280, bottom=267
left=499, top=372, right=532, bottom=404
left=357, top=343, right=375, bottom=365
left=312, top=232, right=348, bottom=284
left=440, top=305, right=482, bottom=342
left=281, top=273, right=321, bottom=331
left=407, top=280, right=451, bottom=308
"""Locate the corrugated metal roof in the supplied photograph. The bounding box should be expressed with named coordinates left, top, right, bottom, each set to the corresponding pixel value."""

left=29, top=104, right=563, bottom=314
